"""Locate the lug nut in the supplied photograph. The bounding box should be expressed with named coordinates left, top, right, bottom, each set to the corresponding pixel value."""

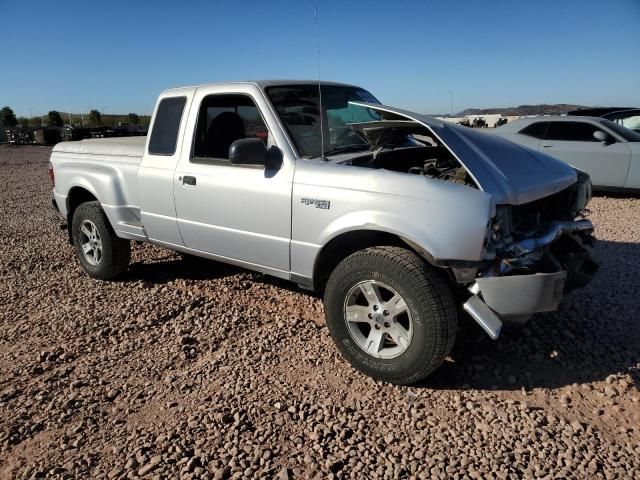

left=384, top=322, right=390, bottom=328
left=374, top=324, right=381, bottom=330
left=383, top=310, right=389, bottom=316
left=373, top=305, right=379, bottom=311
left=368, top=313, right=373, bottom=319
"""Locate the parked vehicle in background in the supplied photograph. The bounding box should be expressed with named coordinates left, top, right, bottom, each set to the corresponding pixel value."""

left=601, top=109, right=640, bottom=133
left=34, top=127, right=62, bottom=145
left=567, top=107, right=636, bottom=117
left=568, top=107, right=640, bottom=133
left=495, top=116, right=640, bottom=191
left=7, top=126, right=35, bottom=145
left=49, top=81, right=598, bottom=384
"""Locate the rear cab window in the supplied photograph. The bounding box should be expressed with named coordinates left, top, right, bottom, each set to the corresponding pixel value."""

left=148, top=96, right=187, bottom=155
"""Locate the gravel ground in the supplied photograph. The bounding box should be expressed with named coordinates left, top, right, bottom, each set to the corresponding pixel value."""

left=1, top=145, right=639, bottom=480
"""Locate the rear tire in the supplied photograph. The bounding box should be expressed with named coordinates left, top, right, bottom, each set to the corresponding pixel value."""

left=71, top=201, right=130, bottom=280
left=324, top=246, right=457, bottom=385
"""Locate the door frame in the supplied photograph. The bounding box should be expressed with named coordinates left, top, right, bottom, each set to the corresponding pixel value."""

left=171, top=83, right=298, bottom=278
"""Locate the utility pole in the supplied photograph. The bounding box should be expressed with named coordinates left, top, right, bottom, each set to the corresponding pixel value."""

left=68, top=106, right=72, bottom=126
left=448, top=90, right=454, bottom=118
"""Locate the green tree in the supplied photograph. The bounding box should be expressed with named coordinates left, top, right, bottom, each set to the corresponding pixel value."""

left=48, top=110, right=64, bottom=127
left=0, top=106, right=18, bottom=128
left=30, top=116, right=42, bottom=127
left=128, top=113, right=140, bottom=124
left=89, top=109, right=102, bottom=126
left=17, top=116, right=30, bottom=126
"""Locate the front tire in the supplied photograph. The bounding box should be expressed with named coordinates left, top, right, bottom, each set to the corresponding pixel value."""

left=324, top=246, right=457, bottom=385
left=71, top=201, right=130, bottom=280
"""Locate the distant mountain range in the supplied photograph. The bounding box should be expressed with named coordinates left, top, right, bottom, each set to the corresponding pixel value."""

left=428, top=104, right=593, bottom=117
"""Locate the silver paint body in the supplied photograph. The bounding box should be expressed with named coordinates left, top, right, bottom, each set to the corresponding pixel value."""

left=51, top=81, right=583, bottom=321
left=494, top=116, right=640, bottom=189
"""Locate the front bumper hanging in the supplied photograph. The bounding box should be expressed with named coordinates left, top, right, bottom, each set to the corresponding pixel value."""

left=463, top=219, right=599, bottom=340
left=462, top=271, right=565, bottom=340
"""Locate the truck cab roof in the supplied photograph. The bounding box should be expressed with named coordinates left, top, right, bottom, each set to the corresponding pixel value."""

left=161, top=79, right=359, bottom=94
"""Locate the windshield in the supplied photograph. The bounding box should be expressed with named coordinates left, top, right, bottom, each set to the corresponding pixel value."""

left=600, top=119, right=640, bottom=142
left=266, top=84, right=382, bottom=158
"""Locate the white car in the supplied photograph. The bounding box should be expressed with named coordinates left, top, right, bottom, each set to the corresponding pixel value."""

left=495, top=116, right=640, bottom=191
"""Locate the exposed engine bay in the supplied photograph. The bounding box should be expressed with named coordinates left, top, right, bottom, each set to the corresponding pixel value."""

left=331, top=120, right=477, bottom=188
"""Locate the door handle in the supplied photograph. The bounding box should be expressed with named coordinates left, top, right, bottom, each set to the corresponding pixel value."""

left=182, top=175, right=196, bottom=186
left=542, top=145, right=553, bottom=148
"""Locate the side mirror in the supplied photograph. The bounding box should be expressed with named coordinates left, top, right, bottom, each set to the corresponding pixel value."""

left=229, top=138, right=268, bottom=166
left=593, top=130, right=610, bottom=144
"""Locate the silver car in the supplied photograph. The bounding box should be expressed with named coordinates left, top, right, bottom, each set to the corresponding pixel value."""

left=50, top=81, right=599, bottom=384
left=495, top=116, right=640, bottom=191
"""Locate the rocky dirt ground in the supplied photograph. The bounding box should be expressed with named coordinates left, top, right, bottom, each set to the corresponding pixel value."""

left=0, top=145, right=639, bottom=480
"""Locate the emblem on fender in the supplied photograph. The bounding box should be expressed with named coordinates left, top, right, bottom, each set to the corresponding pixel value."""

left=301, top=198, right=331, bottom=210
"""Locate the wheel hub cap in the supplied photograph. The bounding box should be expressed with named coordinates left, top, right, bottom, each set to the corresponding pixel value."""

left=343, top=280, right=414, bottom=359
left=79, top=220, right=102, bottom=266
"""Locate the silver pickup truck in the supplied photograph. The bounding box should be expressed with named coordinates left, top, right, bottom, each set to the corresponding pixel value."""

left=50, top=80, right=598, bottom=384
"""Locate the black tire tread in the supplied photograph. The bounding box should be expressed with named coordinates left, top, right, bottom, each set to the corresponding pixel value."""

left=72, top=201, right=130, bottom=280
left=324, top=246, right=457, bottom=384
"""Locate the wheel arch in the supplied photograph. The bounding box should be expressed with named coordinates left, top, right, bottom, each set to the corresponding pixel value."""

left=65, top=186, right=99, bottom=243
left=311, top=229, right=444, bottom=294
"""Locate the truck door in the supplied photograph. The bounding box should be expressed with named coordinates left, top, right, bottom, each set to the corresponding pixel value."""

left=138, top=92, right=193, bottom=246
left=173, top=85, right=295, bottom=275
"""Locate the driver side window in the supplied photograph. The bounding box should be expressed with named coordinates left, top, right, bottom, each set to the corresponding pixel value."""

left=545, top=122, right=601, bottom=142
left=192, top=94, right=268, bottom=162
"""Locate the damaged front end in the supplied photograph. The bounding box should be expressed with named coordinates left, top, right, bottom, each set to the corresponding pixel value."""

left=463, top=173, right=599, bottom=339
left=340, top=101, right=600, bottom=339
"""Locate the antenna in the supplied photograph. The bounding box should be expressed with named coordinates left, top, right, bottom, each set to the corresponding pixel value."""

left=314, top=7, right=325, bottom=159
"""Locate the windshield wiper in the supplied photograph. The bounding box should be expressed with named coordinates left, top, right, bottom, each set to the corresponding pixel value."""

left=322, top=144, right=370, bottom=157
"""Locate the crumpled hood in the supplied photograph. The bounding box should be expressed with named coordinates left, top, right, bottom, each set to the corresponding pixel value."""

left=350, top=102, right=577, bottom=205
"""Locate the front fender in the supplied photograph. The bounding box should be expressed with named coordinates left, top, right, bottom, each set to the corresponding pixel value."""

left=290, top=166, right=495, bottom=279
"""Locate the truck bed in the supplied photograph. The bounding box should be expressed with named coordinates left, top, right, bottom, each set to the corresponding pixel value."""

left=51, top=136, right=147, bottom=241
left=52, top=136, right=146, bottom=159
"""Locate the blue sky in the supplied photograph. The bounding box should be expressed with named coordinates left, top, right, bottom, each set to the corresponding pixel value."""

left=2, top=0, right=639, bottom=116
